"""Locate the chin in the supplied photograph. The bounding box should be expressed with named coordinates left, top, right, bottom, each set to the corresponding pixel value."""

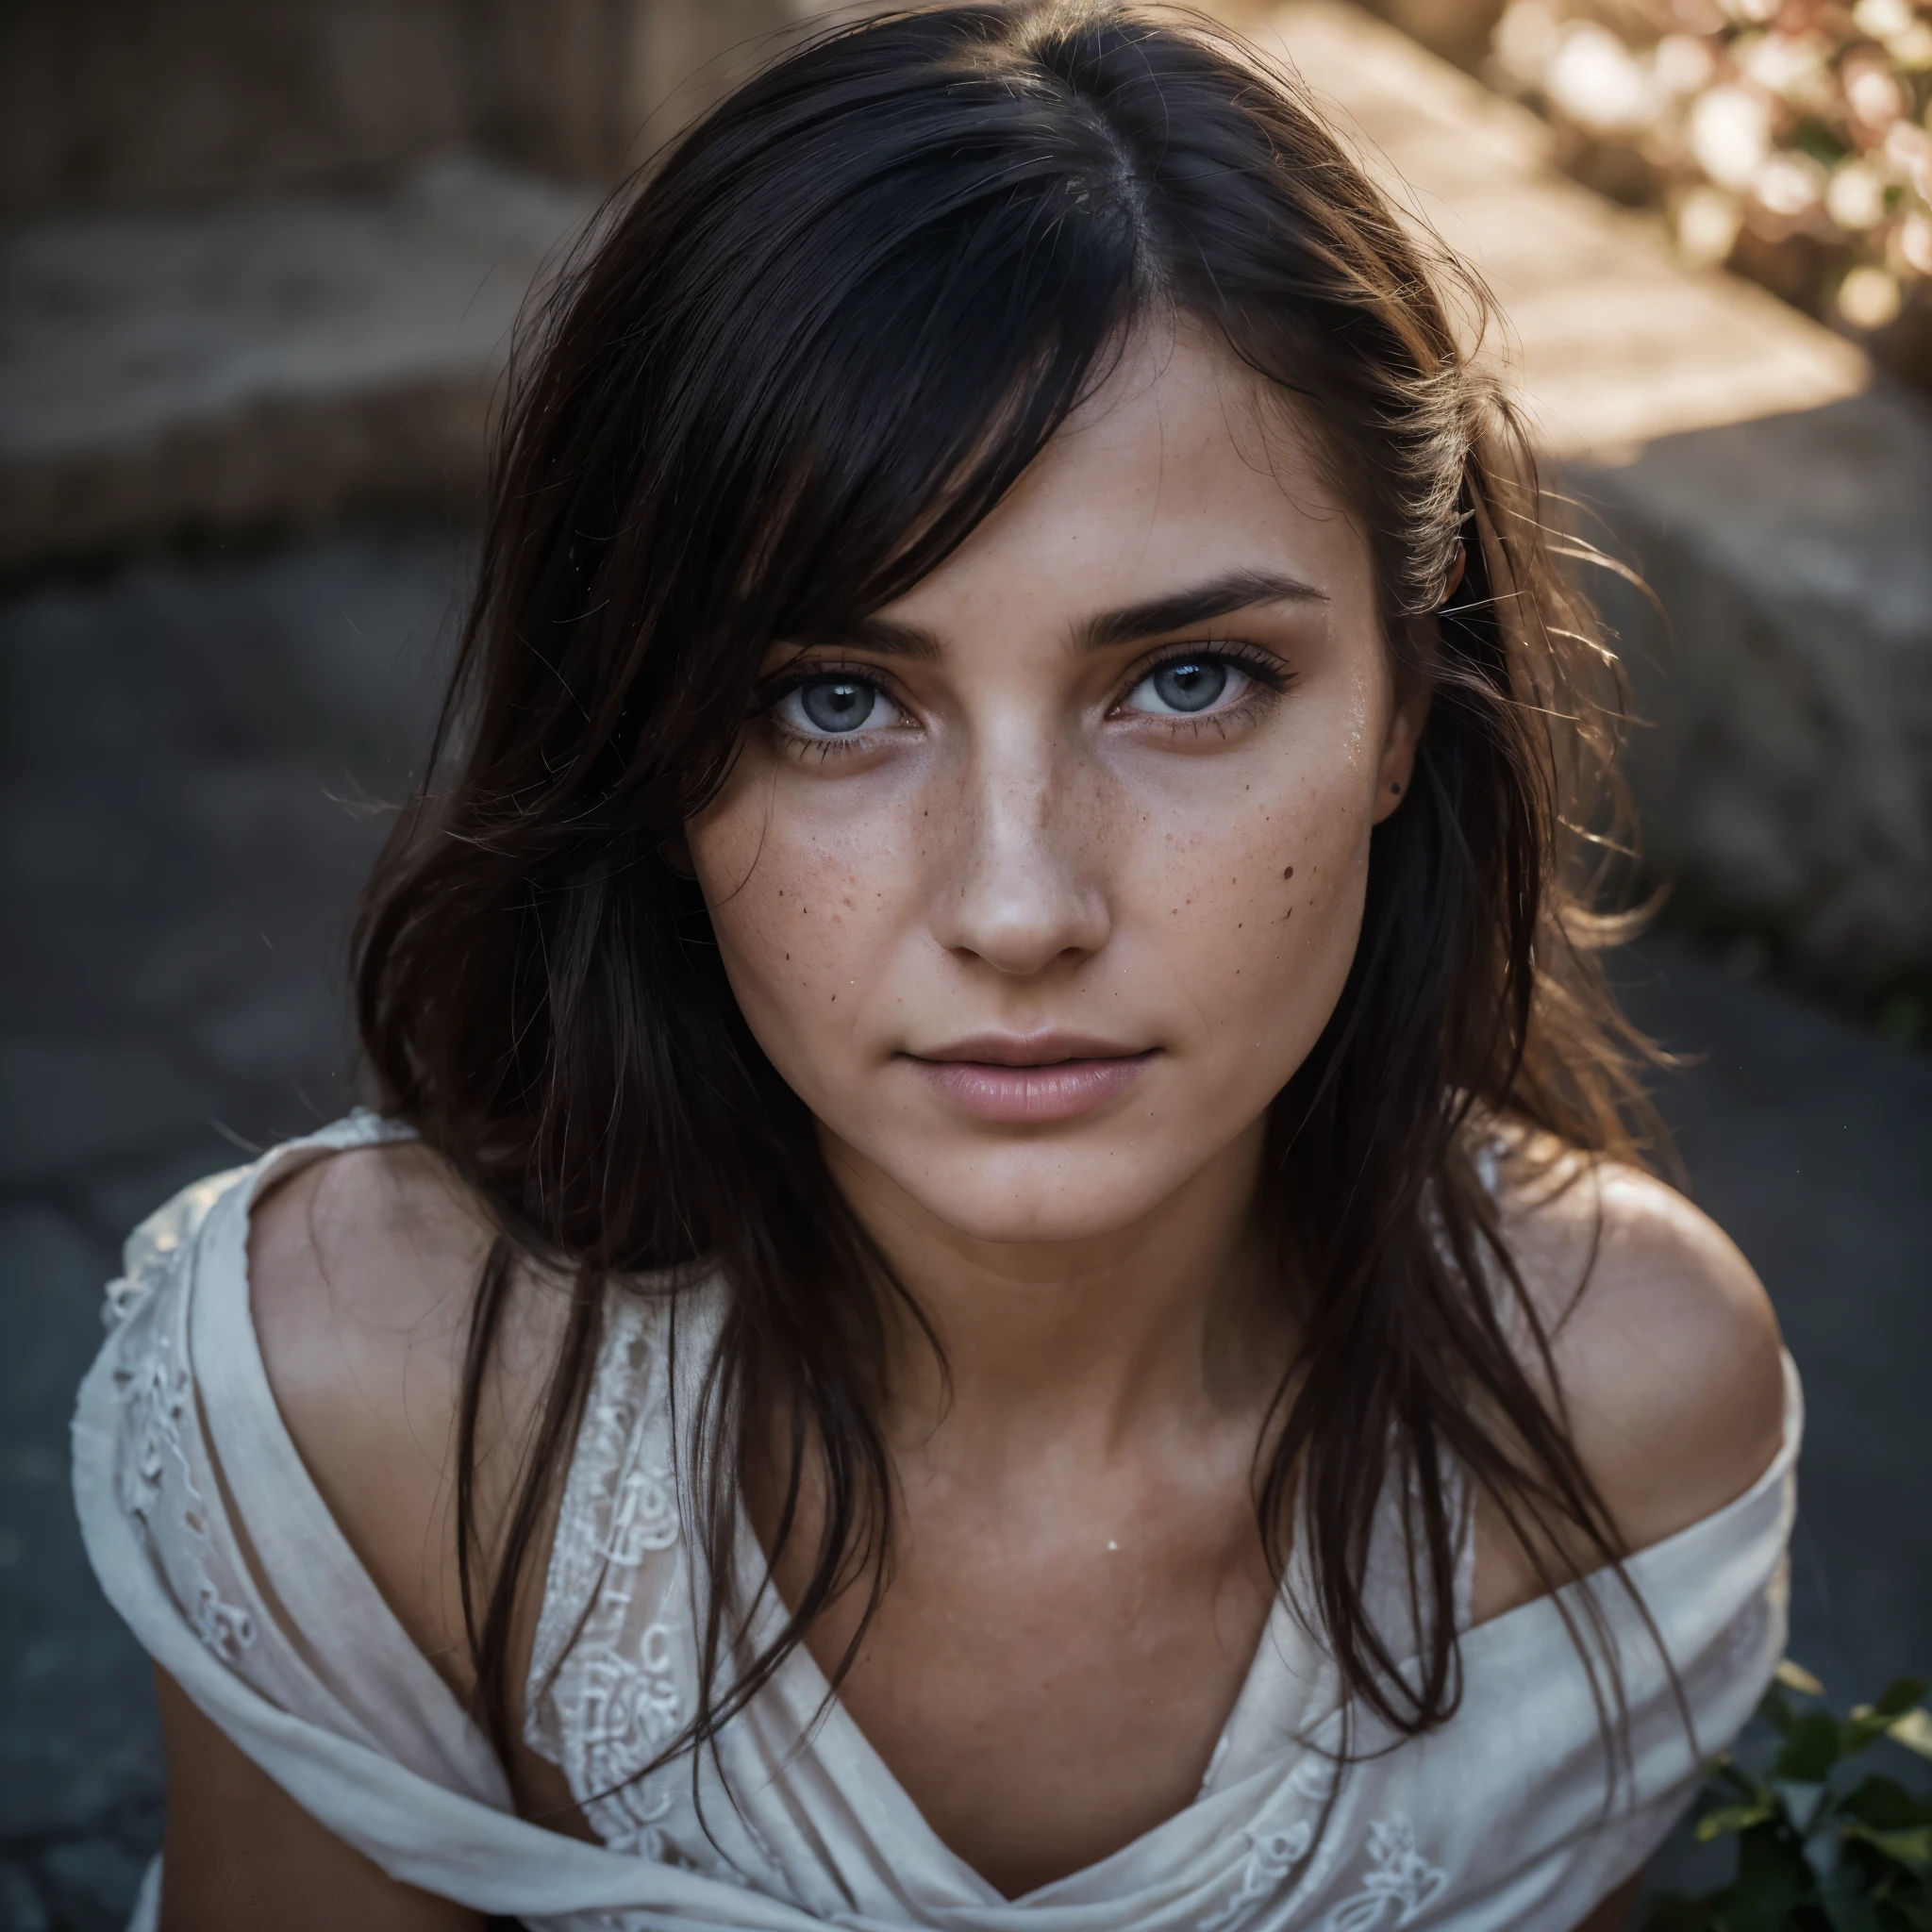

left=871, top=1138, right=1195, bottom=1249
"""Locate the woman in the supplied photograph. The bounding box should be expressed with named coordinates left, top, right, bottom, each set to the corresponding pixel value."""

left=75, top=5, right=1795, bottom=1928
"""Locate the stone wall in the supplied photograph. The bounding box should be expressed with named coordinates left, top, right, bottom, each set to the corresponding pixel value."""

left=1577, top=388, right=1932, bottom=996
left=0, top=0, right=816, bottom=219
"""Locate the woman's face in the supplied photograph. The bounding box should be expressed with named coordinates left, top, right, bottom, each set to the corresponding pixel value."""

left=687, top=327, right=1425, bottom=1248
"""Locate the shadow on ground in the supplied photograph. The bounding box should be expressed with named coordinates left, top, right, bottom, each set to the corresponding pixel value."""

left=0, top=533, right=1925, bottom=1928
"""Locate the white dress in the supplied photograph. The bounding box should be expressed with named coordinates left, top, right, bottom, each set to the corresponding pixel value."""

left=73, top=1111, right=1801, bottom=1932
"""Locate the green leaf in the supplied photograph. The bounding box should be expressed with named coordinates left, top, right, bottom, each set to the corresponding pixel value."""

left=1775, top=1781, right=1832, bottom=1833
left=1700, top=1802, right=1779, bottom=1841
left=1842, top=1825, right=1932, bottom=1878
left=1732, top=1824, right=1817, bottom=1931
left=1848, top=1708, right=1904, bottom=1756
left=1719, top=1759, right=1774, bottom=1805
left=1776, top=1712, right=1847, bottom=1784
left=1818, top=1882, right=1890, bottom=1932
left=1642, top=1892, right=1725, bottom=1932
left=1780, top=1660, right=1830, bottom=1699
left=1764, top=1688, right=1803, bottom=1739
left=1844, top=1690, right=1932, bottom=1757
left=1875, top=1682, right=1931, bottom=1722
left=1819, top=1890, right=1890, bottom=1932
left=1889, top=1710, right=1932, bottom=1764
left=1840, top=1778, right=1932, bottom=1833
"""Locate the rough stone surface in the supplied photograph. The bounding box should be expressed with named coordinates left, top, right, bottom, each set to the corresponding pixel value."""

left=1245, top=0, right=1869, bottom=456
left=0, top=1045, right=220, bottom=1188
left=1249, top=0, right=1932, bottom=986
left=1578, top=389, right=1932, bottom=990
left=0, top=529, right=1925, bottom=1922
left=0, top=0, right=814, bottom=219
left=0, top=152, right=596, bottom=567
left=0, top=529, right=464, bottom=1926
left=0, top=1205, right=163, bottom=1920
left=1615, top=941, right=1932, bottom=1697
left=1619, top=935, right=1932, bottom=1898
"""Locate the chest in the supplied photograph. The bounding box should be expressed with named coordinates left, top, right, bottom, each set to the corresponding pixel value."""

left=775, top=1457, right=1281, bottom=1898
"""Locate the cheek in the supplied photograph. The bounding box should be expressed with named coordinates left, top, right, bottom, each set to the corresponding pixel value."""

left=1136, top=739, right=1376, bottom=1066
left=686, top=772, right=913, bottom=1082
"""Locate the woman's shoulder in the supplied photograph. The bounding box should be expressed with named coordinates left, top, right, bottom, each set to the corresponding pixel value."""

left=248, top=1136, right=573, bottom=1684
left=1492, top=1133, right=1788, bottom=1557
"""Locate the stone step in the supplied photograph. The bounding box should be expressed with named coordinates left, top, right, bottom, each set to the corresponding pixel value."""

left=1245, top=0, right=1932, bottom=994
left=0, top=151, right=597, bottom=570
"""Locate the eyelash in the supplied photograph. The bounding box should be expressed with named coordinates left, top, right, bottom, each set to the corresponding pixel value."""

left=1113, top=641, right=1293, bottom=737
left=757, top=640, right=1294, bottom=759
left=757, top=661, right=913, bottom=763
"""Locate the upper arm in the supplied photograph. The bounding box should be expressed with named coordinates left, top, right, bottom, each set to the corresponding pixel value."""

left=1473, top=1148, right=1787, bottom=1620
left=1538, top=1160, right=1786, bottom=1554
left=155, top=1664, right=485, bottom=1932
left=243, top=1143, right=587, bottom=1831
left=248, top=1143, right=491, bottom=1679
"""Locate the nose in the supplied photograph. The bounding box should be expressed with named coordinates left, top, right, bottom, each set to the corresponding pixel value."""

left=929, top=731, right=1111, bottom=976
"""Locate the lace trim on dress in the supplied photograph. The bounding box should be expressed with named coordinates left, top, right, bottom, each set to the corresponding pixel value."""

left=118, top=1326, right=258, bottom=1664
left=106, top=1173, right=260, bottom=1669
left=1194, top=1810, right=1452, bottom=1932
left=524, top=1291, right=701, bottom=1862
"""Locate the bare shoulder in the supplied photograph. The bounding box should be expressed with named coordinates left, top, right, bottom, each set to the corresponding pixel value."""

left=249, top=1141, right=569, bottom=1679
left=250, top=1141, right=491, bottom=1439
left=1493, top=1137, right=1788, bottom=1559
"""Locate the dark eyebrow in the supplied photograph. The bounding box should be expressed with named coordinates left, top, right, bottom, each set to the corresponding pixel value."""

left=824, top=612, right=945, bottom=661
left=806, top=567, right=1324, bottom=663
left=1081, top=568, right=1327, bottom=650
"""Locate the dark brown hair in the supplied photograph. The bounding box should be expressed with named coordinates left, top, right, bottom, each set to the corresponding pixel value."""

left=356, top=0, right=1661, bottom=1796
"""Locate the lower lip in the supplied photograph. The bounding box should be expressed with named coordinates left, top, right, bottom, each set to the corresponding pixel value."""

left=907, top=1053, right=1156, bottom=1124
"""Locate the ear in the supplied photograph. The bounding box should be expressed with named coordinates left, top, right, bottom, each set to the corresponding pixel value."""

left=1372, top=622, right=1438, bottom=826
left=659, top=826, right=698, bottom=880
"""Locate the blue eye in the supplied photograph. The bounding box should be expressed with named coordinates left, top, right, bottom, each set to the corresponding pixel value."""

left=1125, top=657, right=1246, bottom=717
left=776, top=675, right=898, bottom=738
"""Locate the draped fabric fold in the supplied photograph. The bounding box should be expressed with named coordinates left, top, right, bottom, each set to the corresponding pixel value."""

left=73, top=1115, right=1800, bottom=1932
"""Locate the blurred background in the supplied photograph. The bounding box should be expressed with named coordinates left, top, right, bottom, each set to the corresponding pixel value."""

left=1, top=1, right=1927, bottom=1925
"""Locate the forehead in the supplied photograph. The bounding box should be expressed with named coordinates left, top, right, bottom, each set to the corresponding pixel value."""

left=880, top=321, right=1372, bottom=634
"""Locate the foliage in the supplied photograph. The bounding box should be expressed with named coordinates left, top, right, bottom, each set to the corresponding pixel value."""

left=1490, top=0, right=1932, bottom=335
left=1644, top=1659, right=1932, bottom=1931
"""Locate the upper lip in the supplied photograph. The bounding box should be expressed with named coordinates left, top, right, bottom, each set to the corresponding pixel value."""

left=908, top=1032, right=1154, bottom=1067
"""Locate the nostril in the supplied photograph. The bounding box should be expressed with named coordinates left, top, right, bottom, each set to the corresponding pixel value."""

left=934, top=879, right=1111, bottom=976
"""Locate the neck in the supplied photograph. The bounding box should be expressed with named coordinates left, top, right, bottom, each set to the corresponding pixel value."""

left=820, top=1118, right=1291, bottom=1457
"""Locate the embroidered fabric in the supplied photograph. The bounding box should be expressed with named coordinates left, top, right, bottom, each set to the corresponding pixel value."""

left=107, top=1174, right=260, bottom=1670
left=74, top=1115, right=1803, bottom=1932
left=523, top=1294, right=699, bottom=1866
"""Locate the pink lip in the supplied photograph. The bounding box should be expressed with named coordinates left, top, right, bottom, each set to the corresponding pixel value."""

left=904, top=1034, right=1158, bottom=1124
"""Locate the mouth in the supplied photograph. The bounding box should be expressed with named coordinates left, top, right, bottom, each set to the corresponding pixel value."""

left=902, top=1034, right=1158, bottom=1124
